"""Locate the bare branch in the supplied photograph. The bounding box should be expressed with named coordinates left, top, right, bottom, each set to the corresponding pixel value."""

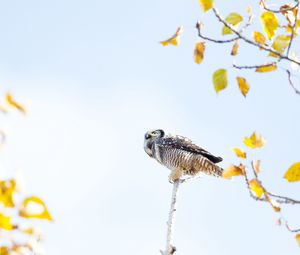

left=196, top=21, right=238, bottom=44
left=260, top=0, right=299, bottom=13
left=233, top=62, right=277, bottom=70
left=161, top=180, right=181, bottom=255
left=286, top=70, right=300, bottom=95
left=211, top=7, right=300, bottom=66
left=286, top=222, right=300, bottom=233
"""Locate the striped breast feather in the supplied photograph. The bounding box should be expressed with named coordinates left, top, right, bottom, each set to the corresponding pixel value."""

left=156, top=135, right=223, bottom=164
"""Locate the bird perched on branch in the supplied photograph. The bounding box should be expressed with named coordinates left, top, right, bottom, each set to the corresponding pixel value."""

left=144, top=129, right=223, bottom=182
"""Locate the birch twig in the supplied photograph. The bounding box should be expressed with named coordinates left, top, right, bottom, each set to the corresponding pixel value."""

left=160, top=180, right=181, bottom=255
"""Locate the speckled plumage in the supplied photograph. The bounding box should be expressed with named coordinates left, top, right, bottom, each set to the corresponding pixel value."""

left=144, top=129, right=223, bottom=182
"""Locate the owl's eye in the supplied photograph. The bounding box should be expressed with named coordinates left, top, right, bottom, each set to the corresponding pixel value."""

left=145, top=133, right=151, bottom=139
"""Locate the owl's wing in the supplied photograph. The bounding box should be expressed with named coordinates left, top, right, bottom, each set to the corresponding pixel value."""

left=159, top=135, right=223, bottom=163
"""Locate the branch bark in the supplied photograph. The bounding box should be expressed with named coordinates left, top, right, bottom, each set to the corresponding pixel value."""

left=160, top=180, right=181, bottom=255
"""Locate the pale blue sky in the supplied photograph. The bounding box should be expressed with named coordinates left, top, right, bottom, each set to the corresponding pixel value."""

left=0, top=0, right=299, bottom=254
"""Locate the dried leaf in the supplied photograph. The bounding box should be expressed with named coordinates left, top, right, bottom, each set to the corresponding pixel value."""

left=222, top=164, right=245, bottom=179
left=255, top=63, right=277, bottom=73
left=5, top=93, right=26, bottom=114
left=275, top=218, right=281, bottom=226
left=269, top=35, right=290, bottom=57
left=270, top=199, right=281, bottom=212
left=296, top=234, right=300, bottom=246
left=243, top=132, right=266, bottom=149
left=222, top=13, right=243, bottom=35
left=198, top=0, right=214, bottom=12
left=236, top=76, right=250, bottom=97
left=160, top=26, right=183, bottom=46
left=194, top=42, right=206, bottom=64
left=260, top=12, right=279, bottom=40
left=249, top=179, right=264, bottom=197
left=0, top=213, right=14, bottom=230
left=252, top=160, right=261, bottom=174
left=232, top=147, right=246, bottom=159
left=284, top=162, right=300, bottom=182
left=19, top=196, right=53, bottom=221
left=280, top=4, right=297, bottom=25
left=231, top=40, right=238, bottom=56
left=252, top=31, right=266, bottom=47
left=212, top=69, right=228, bottom=93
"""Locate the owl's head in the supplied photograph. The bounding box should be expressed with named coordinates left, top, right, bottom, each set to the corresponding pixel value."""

left=144, top=129, right=165, bottom=157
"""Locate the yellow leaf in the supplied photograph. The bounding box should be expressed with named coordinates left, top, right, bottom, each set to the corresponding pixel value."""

left=194, top=42, right=206, bottom=64
left=5, top=93, right=26, bottom=114
left=0, top=247, right=9, bottom=255
left=160, top=26, right=183, bottom=46
left=212, top=69, right=228, bottom=93
left=222, top=13, right=243, bottom=35
left=236, top=76, right=250, bottom=97
left=284, top=162, right=300, bottom=182
left=222, top=164, right=245, bottom=179
left=260, top=12, right=279, bottom=40
left=198, top=0, right=214, bottom=12
left=255, top=63, right=277, bottom=73
left=243, top=132, right=266, bottom=149
left=252, top=160, right=261, bottom=174
left=0, top=213, right=14, bottom=230
left=232, top=147, right=246, bottom=159
left=231, top=40, right=238, bottom=56
left=252, top=31, right=266, bottom=47
left=19, top=196, right=53, bottom=221
left=249, top=179, right=264, bottom=198
left=0, top=179, right=16, bottom=207
left=275, top=218, right=281, bottom=226
left=269, top=35, right=290, bottom=57
left=296, top=234, right=300, bottom=246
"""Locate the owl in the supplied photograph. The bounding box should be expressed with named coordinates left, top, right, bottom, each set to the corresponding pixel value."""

left=144, top=129, right=223, bottom=182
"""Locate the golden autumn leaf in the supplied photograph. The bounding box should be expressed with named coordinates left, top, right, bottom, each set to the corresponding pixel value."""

left=0, top=247, right=9, bottom=255
left=19, top=196, right=53, bottom=221
left=222, top=164, right=245, bottom=179
left=194, top=42, right=206, bottom=64
left=260, top=12, right=279, bottom=40
left=236, top=76, right=250, bottom=97
left=0, top=179, right=17, bottom=207
left=269, top=35, right=290, bottom=57
left=296, top=234, right=300, bottom=246
left=252, top=160, right=261, bottom=174
left=5, top=93, right=26, bottom=114
left=212, top=69, right=228, bottom=93
left=222, top=13, right=243, bottom=35
left=160, top=26, right=183, bottom=46
left=198, top=0, right=214, bottom=12
left=232, top=147, right=246, bottom=159
left=231, top=40, right=238, bottom=56
left=255, top=63, right=277, bottom=73
left=249, top=179, right=264, bottom=198
left=0, top=213, right=14, bottom=230
left=243, top=132, right=266, bottom=149
left=252, top=31, right=266, bottom=47
left=284, top=162, right=300, bottom=182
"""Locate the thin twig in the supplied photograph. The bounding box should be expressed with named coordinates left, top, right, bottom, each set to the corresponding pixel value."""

left=233, top=62, right=277, bottom=70
left=196, top=22, right=237, bottom=44
left=286, top=70, right=300, bottom=95
left=286, top=221, right=300, bottom=233
left=268, top=192, right=300, bottom=205
left=287, top=2, right=299, bottom=56
left=211, top=7, right=300, bottom=66
left=260, top=0, right=299, bottom=13
left=161, top=180, right=181, bottom=255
